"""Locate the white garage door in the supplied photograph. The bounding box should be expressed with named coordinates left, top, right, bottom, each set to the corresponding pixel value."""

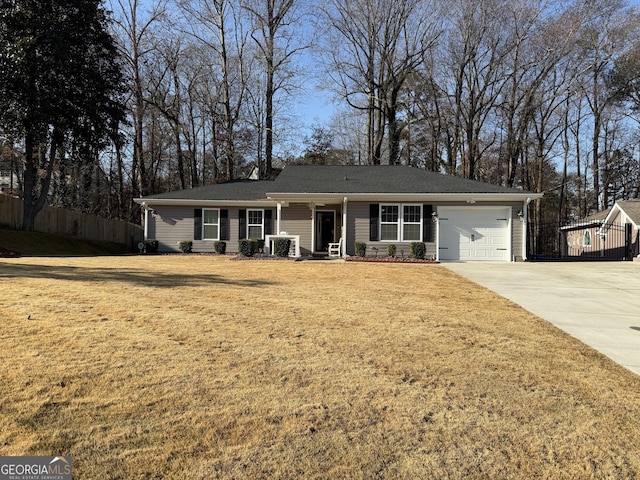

left=438, top=207, right=511, bottom=261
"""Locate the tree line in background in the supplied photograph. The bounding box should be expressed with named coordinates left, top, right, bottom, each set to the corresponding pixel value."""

left=2, top=0, right=640, bottom=230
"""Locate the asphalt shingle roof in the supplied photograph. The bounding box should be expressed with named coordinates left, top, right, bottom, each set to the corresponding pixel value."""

left=270, top=165, right=529, bottom=194
left=140, top=179, right=275, bottom=201
left=616, top=200, right=640, bottom=225
left=139, top=165, right=533, bottom=202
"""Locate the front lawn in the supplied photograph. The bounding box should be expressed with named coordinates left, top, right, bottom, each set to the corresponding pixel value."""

left=1, top=256, right=639, bottom=478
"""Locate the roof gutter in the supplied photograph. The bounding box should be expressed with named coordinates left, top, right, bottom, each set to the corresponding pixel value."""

left=266, top=192, right=543, bottom=203
left=134, top=191, right=543, bottom=206
left=133, top=198, right=278, bottom=207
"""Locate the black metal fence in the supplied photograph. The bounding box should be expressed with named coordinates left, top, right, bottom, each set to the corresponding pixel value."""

left=528, top=221, right=635, bottom=261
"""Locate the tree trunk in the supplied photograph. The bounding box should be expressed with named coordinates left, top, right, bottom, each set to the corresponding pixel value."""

left=21, top=131, right=36, bottom=231
left=387, top=87, right=401, bottom=165
left=22, top=128, right=60, bottom=231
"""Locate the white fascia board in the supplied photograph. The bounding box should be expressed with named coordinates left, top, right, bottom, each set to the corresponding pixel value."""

left=603, top=203, right=640, bottom=230
left=266, top=192, right=543, bottom=203
left=134, top=198, right=278, bottom=208
left=602, top=204, right=621, bottom=225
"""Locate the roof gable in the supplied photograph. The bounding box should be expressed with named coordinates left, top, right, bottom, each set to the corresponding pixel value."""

left=606, top=199, right=640, bottom=227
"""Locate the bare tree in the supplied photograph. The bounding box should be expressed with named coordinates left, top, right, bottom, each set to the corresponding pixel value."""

left=320, top=0, right=440, bottom=165
left=244, top=0, right=306, bottom=177
left=145, top=33, right=190, bottom=190
left=441, top=0, right=516, bottom=179
left=180, top=0, right=254, bottom=180
left=111, top=0, right=167, bottom=201
left=574, top=0, right=640, bottom=209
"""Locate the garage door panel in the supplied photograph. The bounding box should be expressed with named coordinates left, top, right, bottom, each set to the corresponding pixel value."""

left=491, top=249, right=508, bottom=259
left=473, top=249, right=489, bottom=259
left=439, top=207, right=511, bottom=261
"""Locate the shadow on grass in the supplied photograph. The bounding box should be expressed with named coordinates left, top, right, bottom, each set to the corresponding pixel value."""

left=0, top=262, right=274, bottom=288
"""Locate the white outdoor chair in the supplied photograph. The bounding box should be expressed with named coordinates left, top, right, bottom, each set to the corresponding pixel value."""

left=328, top=237, right=343, bottom=257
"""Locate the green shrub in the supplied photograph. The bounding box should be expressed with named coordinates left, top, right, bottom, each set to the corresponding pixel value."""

left=178, top=241, right=192, bottom=253
left=273, top=238, right=291, bottom=257
left=410, top=242, right=426, bottom=259
left=214, top=241, right=226, bottom=255
left=144, top=239, right=159, bottom=253
left=239, top=239, right=255, bottom=257
left=387, top=244, right=397, bottom=257
left=253, top=239, right=265, bottom=253
left=355, top=242, right=367, bottom=257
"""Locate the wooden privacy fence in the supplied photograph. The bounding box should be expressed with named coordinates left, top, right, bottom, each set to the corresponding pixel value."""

left=0, top=194, right=143, bottom=248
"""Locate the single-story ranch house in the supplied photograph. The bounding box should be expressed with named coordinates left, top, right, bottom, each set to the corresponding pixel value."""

left=135, top=165, right=543, bottom=261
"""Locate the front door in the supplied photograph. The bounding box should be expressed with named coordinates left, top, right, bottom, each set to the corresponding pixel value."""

left=315, top=211, right=335, bottom=252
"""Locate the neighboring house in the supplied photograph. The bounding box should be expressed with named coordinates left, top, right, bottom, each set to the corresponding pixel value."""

left=134, top=165, right=542, bottom=261
left=561, top=210, right=611, bottom=259
left=561, top=200, right=640, bottom=260
left=0, top=156, right=18, bottom=193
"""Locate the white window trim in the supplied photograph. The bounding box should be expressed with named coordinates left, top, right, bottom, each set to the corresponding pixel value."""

left=379, top=204, right=423, bottom=242
left=402, top=204, right=423, bottom=242
left=203, top=208, right=220, bottom=241
left=247, top=208, right=265, bottom=239
left=380, top=204, right=400, bottom=242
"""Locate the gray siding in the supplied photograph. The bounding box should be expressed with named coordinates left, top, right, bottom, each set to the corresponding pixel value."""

left=280, top=203, right=313, bottom=255
left=150, top=205, right=275, bottom=253
left=151, top=206, right=197, bottom=253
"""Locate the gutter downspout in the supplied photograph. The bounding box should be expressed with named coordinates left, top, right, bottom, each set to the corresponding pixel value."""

left=143, top=202, right=149, bottom=241
left=523, top=198, right=531, bottom=261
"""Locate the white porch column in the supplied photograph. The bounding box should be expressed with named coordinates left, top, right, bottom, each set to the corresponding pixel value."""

left=434, top=210, right=440, bottom=262
left=342, top=196, right=348, bottom=257
left=277, top=202, right=282, bottom=234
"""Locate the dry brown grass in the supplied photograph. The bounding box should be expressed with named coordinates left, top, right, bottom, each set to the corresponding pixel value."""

left=1, top=255, right=640, bottom=479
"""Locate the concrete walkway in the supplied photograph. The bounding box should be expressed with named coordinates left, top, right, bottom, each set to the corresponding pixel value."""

left=444, top=261, right=640, bottom=377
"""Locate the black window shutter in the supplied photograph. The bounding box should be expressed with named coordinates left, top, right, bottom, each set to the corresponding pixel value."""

left=239, top=209, right=246, bottom=239
left=264, top=209, right=273, bottom=236
left=369, top=204, right=379, bottom=241
left=194, top=209, right=203, bottom=240
left=220, top=209, right=229, bottom=241
left=423, top=205, right=433, bottom=242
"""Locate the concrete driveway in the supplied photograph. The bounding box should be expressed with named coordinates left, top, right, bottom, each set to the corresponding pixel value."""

left=444, top=261, right=640, bottom=376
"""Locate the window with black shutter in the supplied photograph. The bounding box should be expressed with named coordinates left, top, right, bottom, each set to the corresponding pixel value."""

left=220, top=209, right=229, bottom=241
left=239, top=209, right=246, bottom=239
left=369, top=204, right=379, bottom=241
left=423, top=205, right=434, bottom=242
left=194, top=209, right=203, bottom=240
left=264, top=209, right=273, bottom=236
